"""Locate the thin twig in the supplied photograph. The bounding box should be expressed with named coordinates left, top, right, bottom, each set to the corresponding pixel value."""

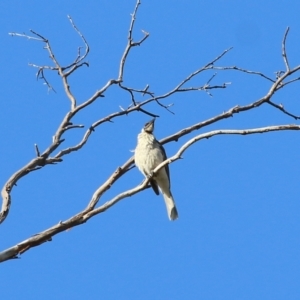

left=36, top=68, right=57, bottom=93
left=118, top=0, right=149, bottom=81
left=34, top=144, right=40, bottom=157
left=212, top=66, right=275, bottom=82
left=8, top=32, right=44, bottom=42
left=282, top=27, right=290, bottom=71
left=267, top=100, right=300, bottom=120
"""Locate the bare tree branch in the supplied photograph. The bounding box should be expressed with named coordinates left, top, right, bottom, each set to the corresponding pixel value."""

left=118, top=0, right=149, bottom=82
left=8, top=32, right=43, bottom=41
left=2, top=0, right=300, bottom=263
left=1, top=124, right=300, bottom=262
left=282, top=27, right=290, bottom=71
left=2, top=16, right=299, bottom=224
left=1, top=2, right=149, bottom=222
left=267, top=100, right=300, bottom=120
left=63, top=15, right=90, bottom=77
left=36, top=68, right=57, bottom=93
left=212, top=65, right=275, bottom=82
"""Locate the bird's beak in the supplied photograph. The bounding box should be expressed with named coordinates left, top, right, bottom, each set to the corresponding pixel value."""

left=144, top=118, right=155, bottom=133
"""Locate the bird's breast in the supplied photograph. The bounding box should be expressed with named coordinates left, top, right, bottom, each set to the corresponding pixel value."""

left=135, top=134, right=164, bottom=176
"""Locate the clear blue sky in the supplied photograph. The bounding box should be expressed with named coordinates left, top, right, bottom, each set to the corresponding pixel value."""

left=1, top=1, right=300, bottom=299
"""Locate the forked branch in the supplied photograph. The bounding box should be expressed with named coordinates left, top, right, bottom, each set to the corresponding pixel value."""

left=1, top=124, right=300, bottom=262
left=1, top=0, right=300, bottom=264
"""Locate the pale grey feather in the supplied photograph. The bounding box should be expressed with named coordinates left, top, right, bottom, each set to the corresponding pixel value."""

left=134, top=119, right=178, bottom=221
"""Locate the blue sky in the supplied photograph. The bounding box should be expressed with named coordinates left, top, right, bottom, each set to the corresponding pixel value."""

left=1, top=1, right=300, bottom=299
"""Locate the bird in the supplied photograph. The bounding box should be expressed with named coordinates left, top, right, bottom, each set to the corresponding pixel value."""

left=134, top=119, right=178, bottom=221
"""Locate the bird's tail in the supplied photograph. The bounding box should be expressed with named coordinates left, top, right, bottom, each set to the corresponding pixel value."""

left=162, top=192, right=178, bottom=221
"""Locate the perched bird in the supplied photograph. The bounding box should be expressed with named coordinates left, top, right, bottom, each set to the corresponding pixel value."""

left=134, top=119, right=178, bottom=221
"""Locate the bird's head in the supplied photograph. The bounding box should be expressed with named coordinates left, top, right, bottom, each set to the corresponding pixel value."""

left=143, top=119, right=155, bottom=133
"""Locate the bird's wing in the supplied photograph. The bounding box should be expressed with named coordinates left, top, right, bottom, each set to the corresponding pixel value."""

left=150, top=179, right=160, bottom=195
left=157, top=140, right=170, bottom=186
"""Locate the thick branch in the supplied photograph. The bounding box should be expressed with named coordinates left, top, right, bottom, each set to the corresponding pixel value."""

left=1, top=124, right=300, bottom=262
left=2, top=0, right=300, bottom=266
left=2, top=20, right=300, bottom=226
